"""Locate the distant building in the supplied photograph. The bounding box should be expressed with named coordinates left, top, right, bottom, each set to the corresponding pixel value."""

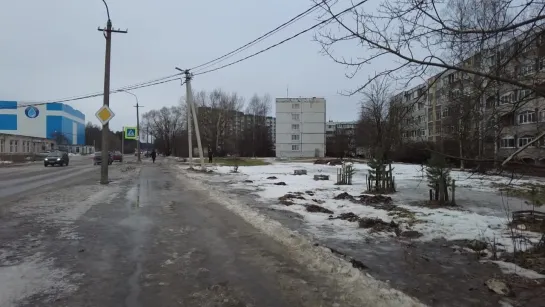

left=196, top=106, right=276, bottom=153
left=325, top=121, right=357, bottom=137
left=0, top=101, right=86, bottom=148
left=0, top=133, right=57, bottom=162
left=266, top=116, right=276, bottom=146
left=324, top=120, right=358, bottom=156
left=275, top=97, right=326, bottom=157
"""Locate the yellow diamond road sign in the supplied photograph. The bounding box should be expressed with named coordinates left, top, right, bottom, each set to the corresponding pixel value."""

left=95, top=105, right=115, bottom=126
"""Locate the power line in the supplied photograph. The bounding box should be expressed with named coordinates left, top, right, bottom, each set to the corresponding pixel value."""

left=190, top=1, right=328, bottom=73
left=29, top=73, right=183, bottom=106
left=193, top=0, right=367, bottom=77
left=18, top=77, right=182, bottom=108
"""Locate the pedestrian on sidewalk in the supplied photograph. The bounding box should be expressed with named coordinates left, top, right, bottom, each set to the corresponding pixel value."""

left=151, top=150, right=157, bottom=163
left=208, top=145, right=213, bottom=163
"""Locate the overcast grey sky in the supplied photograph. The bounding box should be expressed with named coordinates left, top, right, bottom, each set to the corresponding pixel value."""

left=0, top=0, right=384, bottom=132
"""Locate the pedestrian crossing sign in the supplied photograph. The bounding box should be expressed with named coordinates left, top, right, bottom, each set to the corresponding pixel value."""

left=124, top=127, right=138, bottom=140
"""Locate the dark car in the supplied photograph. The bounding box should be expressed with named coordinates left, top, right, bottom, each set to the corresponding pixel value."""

left=44, top=151, right=69, bottom=167
left=112, top=151, right=123, bottom=162
left=93, top=151, right=113, bottom=165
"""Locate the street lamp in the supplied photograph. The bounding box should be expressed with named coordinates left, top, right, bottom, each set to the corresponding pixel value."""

left=120, top=90, right=143, bottom=162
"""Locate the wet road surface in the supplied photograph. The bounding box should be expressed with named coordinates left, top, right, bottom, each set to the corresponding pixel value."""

left=1, top=159, right=370, bottom=307
left=0, top=155, right=103, bottom=200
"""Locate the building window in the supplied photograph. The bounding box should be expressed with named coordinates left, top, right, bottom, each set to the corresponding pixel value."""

left=500, top=92, right=515, bottom=105
left=419, top=129, right=426, bottom=137
left=21, top=141, right=26, bottom=153
left=540, top=110, right=545, bottom=122
left=26, top=141, right=30, bottom=153
left=9, top=140, right=18, bottom=153
left=441, top=107, right=450, bottom=118
left=518, top=137, right=535, bottom=148
left=0, top=140, right=4, bottom=152
left=520, top=64, right=534, bottom=76
left=518, top=111, right=536, bottom=124
left=291, top=144, right=300, bottom=151
left=292, top=103, right=300, bottom=109
left=292, top=113, right=300, bottom=121
left=519, top=89, right=533, bottom=101
left=500, top=137, right=515, bottom=148
left=291, top=134, right=300, bottom=141
left=291, top=124, right=300, bottom=130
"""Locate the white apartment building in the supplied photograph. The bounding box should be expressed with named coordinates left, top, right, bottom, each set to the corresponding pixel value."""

left=275, top=97, right=326, bottom=157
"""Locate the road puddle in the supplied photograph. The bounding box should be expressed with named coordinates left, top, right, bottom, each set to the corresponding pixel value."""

left=126, top=184, right=141, bottom=209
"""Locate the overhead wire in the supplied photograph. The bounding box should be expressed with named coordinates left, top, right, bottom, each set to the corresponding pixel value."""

left=14, top=1, right=354, bottom=109
left=190, top=1, right=330, bottom=73
left=17, top=74, right=182, bottom=108
left=18, top=76, right=182, bottom=108
left=193, top=0, right=367, bottom=77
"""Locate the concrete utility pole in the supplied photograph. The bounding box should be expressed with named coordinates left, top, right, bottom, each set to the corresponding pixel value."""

left=98, top=1, right=127, bottom=184
left=121, top=126, right=124, bottom=159
left=146, top=119, right=150, bottom=148
left=121, top=90, right=143, bottom=162
left=176, top=68, right=205, bottom=169
left=135, top=103, right=143, bottom=162
left=185, top=78, right=193, bottom=168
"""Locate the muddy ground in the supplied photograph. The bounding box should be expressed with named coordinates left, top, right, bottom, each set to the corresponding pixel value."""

left=192, top=172, right=544, bottom=307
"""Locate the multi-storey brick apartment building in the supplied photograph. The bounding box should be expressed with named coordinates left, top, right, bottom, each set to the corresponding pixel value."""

left=394, top=29, right=545, bottom=165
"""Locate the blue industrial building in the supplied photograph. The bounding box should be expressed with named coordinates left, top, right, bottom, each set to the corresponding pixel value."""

left=0, top=101, right=86, bottom=145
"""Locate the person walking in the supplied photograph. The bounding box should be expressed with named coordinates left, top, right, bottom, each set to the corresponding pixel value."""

left=208, top=145, right=213, bottom=163
left=151, top=149, right=157, bottom=163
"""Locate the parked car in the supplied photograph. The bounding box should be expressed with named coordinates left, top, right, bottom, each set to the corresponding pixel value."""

left=44, top=151, right=69, bottom=167
left=93, top=151, right=113, bottom=165
left=112, top=151, right=123, bottom=162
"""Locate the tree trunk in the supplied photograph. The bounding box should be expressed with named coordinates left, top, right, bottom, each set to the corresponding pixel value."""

left=438, top=175, right=445, bottom=204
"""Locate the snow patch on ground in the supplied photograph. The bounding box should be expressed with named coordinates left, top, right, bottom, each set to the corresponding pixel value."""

left=483, top=260, right=545, bottom=279
left=191, top=162, right=543, bottom=253
left=0, top=253, right=80, bottom=307
left=176, top=166, right=426, bottom=307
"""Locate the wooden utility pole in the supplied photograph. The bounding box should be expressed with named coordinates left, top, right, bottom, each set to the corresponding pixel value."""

left=98, top=10, right=127, bottom=184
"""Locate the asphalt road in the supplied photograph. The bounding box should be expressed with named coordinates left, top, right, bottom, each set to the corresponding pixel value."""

left=0, top=157, right=372, bottom=307
left=0, top=155, right=125, bottom=201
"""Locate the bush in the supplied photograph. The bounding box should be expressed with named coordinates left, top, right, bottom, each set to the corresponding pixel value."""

left=391, top=141, right=432, bottom=164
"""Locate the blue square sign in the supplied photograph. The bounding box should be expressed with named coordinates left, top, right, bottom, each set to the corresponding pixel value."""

left=124, top=127, right=138, bottom=140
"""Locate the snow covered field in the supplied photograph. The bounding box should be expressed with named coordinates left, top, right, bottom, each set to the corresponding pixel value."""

left=177, top=160, right=545, bottom=305
left=185, top=161, right=544, bottom=257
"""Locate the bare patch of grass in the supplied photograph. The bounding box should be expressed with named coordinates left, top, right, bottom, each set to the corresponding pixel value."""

left=213, top=157, right=270, bottom=167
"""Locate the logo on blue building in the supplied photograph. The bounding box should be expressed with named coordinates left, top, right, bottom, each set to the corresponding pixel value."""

left=24, top=106, right=40, bottom=118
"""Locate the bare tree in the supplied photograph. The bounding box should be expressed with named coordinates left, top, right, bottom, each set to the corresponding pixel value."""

left=244, top=94, right=274, bottom=157
left=191, top=89, right=244, bottom=155
left=316, top=0, right=545, bottom=163
left=358, top=77, right=407, bottom=159
left=142, top=106, right=184, bottom=156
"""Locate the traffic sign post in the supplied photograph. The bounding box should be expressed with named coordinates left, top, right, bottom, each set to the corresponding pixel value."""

left=95, top=105, right=115, bottom=185
left=95, top=105, right=115, bottom=125
left=121, top=126, right=124, bottom=160
left=124, top=127, right=138, bottom=140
